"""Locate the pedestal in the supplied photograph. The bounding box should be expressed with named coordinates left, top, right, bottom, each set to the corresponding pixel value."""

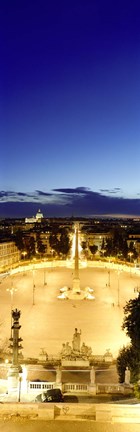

left=72, top=277, right=81, bottom=293
left=89, top=384, right=96, bottom=395
left=56, top=367, right=62, bottom=384
left=7, top=365, right=22, bottom=394
left=21, top=365, right=28, bottom=394
left=55, top=367, right=62, bottom=390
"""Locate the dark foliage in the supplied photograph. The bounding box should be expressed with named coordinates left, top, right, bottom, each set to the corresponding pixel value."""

left=117, top=345, right=140, bottom=383
left=122, top=294, right=140, bottom=350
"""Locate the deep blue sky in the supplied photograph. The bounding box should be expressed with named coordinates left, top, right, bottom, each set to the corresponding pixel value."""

left=1, top=0, right=140, bottom=217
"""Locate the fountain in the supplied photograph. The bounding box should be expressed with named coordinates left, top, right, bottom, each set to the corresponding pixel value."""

left=60, top=328, right=92, bottom=367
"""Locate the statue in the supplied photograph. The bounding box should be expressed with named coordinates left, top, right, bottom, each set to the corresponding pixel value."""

left=90, top=366, right=95, bottom=384
left=61, top=343, right=66, bottom=357
left=61, top=342, right=72, bottom=358
left=125, top=366, right=130, bottom=385
left=81, top=342, right=92, bottom=358
left=87, top=346, right=92, bottom=356
left=81, top=342, right=88, bottom=356
left=65, top=342, right=72, bottom=356
left=72, top=328, right=81, bottom=353
left=60, top=329, right=92, bottom=362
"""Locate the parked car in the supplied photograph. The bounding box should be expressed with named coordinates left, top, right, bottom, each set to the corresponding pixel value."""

left=31, top=379, right=47, bottom=382
left=35, top=388, right=64, bottom=403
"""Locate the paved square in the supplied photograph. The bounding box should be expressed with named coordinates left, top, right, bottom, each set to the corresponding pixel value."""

left=0, top=264, right=139, bottom=359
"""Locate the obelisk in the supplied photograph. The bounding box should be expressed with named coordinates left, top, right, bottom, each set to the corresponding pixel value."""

left=72, top=225, right=81, bottom=294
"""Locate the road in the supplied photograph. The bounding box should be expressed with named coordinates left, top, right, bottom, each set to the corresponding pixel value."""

left=1, top=419, right=140, bottom=432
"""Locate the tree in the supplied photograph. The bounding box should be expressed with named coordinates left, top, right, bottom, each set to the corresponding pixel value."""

left=36, top=235, right=46, bottom=257
left=100, top=238, right=106, bottom=256
left=81, top=241, right=87, bottom=251
left=58, top=231, right=71, bottom=257
left=122, top=294, right=140, bottom=350
left=26, top=236, right=36, bottom=258
left=49, top=232, right=60, bottom=256
left=14, top=229, right=25, bottom=251
left=89, top=245, right=98, bottom=255
left=117, top=345, right=140, bottom=383
left=128, top=241, right=138, bottom=262
left=104, top=230, right=128, bottom=260
left=117, top=294, right=140, bottom=383
left=49, top=229, right=71, bottom=258
left=104, top=237, right=113, bottom=257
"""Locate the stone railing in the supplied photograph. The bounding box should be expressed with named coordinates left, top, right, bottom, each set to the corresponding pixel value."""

left=28, top=381, right=55, bottom=393
left=96, top=383, right=125, bottom=394
left=27, top=381, right=132, bottom=396
left=63, top=383, right=89, bottom=393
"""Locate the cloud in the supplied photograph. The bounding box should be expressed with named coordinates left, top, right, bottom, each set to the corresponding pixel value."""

left=17, top=192, right=27, bottom=196
left=53, top=187, right=90, bottom=194
left=0, top=187, right=140, bottom=218
left=0, top=190, right=55, bottom=203
left=35, top=190, right=52, bottom=196
left=0, top=191, right=15, bottom=198
left=100, top=188, right=122, bottom=195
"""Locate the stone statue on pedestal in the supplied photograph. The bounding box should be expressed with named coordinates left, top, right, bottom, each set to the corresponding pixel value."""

left=125, top=366, right=130, bottom=385
left=60, top=329, right=92, bottom=362
left=90, top=366, right=95, bottom=384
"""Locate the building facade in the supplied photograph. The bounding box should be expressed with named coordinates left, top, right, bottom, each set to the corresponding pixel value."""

left=25, top=209, right=43, bottom=224
left=0, top=241, right=20, bottom=271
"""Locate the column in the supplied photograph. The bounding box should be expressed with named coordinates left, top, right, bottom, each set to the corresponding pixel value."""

left=72, top=225, right=81, bottom=293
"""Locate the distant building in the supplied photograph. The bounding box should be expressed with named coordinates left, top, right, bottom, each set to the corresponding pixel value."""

left=25, top=209, right=43, bottom=224
left=127, top=234, right=140, bottom=262
left=82, top=232, right=112, bottom=253
left=0, top=241, right=20, bottom=271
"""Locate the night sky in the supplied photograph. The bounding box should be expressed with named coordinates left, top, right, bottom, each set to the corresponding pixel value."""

left=1, top=0, right=140, bottom=218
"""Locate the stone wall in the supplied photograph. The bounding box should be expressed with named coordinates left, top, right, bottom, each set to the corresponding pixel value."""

left=0, top=402, right=140, bottom=423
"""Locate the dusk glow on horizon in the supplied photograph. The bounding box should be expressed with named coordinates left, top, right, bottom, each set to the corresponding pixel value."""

left=1, top=1, right=140, bottom=217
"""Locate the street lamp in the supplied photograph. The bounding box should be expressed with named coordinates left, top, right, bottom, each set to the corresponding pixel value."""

left=21, top=251, right=27, bottom=275
left=107, top=270, right=110, bottom=287
left=128, top=251, right=133, bottom=277
left=18, top=369, right=23, bottom=402
left=7, top=284, right=17, bottom=309
left=32, top=268, right=35, bottom=305
left=44, top=268, right=47, bottom=286
left=128, top=251, right=133, bottom=262
left=116, top=268, right=122, bottom=307
left=22, top=251, right=27, bottom=260
left=107, top=259, right=113, bottom=287
left=134, top=286, right=140, bottom=297
left=101, top=249, right=106, bottom=260
left=117, top=271, right=120, bottom=307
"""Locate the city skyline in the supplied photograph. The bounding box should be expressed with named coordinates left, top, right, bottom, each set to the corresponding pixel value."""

left=1, top=187, right=140, bottom=218
left=1, top=1, right=140, bottom=217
